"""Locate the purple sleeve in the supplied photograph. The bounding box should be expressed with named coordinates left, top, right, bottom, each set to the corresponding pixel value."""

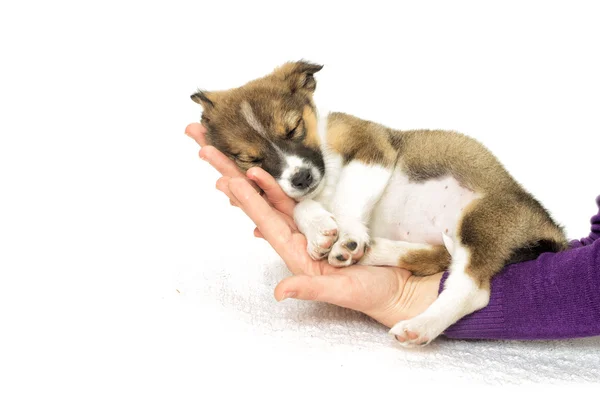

left=569, top=195, right=600, bottom=248
left=439, top=195, right=600, bottom=340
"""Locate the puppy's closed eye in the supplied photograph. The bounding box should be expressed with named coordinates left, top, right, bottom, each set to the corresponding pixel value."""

left=286, top=119, right=305, bottom=141
left=233, top=154, right=264, bottom=164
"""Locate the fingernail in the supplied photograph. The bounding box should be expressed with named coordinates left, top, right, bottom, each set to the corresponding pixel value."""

left=280, top=291, right=297, bottom=301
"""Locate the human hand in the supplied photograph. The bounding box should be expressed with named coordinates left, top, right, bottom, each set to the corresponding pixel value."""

left=185, top=123, right=296, bottom=236
left=184, top=123, right=443, bottom=337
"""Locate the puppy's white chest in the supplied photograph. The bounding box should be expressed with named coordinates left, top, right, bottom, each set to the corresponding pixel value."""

left=370, top=171, right=479, bottom=245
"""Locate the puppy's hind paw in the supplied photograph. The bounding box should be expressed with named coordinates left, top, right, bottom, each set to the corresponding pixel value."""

left=328, top=234, right=368, bottom=267
left=389, top=315, right=446, bottom=348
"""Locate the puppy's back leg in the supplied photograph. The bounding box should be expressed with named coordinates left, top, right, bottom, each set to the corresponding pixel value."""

left=389, top=239, right=494, bottom=346
left=359, top=237, right=451, bottom=276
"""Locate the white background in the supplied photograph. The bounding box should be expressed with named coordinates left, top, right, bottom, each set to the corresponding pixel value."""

left=1, top=0, right=599, bottom=397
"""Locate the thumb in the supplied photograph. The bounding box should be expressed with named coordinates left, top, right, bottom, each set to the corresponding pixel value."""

left=274, top=274, right=360, bottom=311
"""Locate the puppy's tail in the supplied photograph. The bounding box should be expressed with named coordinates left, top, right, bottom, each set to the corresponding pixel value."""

left=442, top=233, right=456, bottom=257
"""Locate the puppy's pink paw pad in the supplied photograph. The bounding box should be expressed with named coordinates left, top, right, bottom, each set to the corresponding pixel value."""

left=389, top=318, right=441, bottom=348
left=328, top=235, right=368, bottom=267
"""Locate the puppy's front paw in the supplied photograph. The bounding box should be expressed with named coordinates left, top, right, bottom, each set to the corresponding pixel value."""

left=328, top=232, right=369, bottom=267
left=389, top=315, right=446, bottom=348
left=303, top=213, right=339, bottom=260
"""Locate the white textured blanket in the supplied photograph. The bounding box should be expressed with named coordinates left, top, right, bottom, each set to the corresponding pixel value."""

left=176, top=170, right=600, bottom=389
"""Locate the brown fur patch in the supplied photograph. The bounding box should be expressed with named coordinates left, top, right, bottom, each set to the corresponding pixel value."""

left=395, top=129, right=517, bottom=191
left=399, top=246, right=452, bottom=276
left=458, top=194, right=568, bottom=286
left=302, top=105, right=320, bottom=148
left=326, top=112, right=399, bottom=167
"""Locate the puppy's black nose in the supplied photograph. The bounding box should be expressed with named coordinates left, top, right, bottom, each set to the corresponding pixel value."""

left=291, top=169, right=313, bottom=190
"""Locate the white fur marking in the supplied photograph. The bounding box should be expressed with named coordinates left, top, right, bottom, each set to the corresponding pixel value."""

left=442, top=233, right=455, bottom=255
left=277, top=154, right=322, bottom=200
left=240, top=101, right=267, bottom=137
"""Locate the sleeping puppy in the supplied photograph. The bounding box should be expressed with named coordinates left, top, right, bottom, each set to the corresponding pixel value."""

left=191, top=61, right=568, bottom=346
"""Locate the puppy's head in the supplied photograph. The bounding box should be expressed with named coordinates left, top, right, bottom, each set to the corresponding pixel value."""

left=191, top=61, right=325, bottom=200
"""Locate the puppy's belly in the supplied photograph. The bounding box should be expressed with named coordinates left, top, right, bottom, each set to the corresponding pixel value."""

left=369, top=172, right=479, bottom=245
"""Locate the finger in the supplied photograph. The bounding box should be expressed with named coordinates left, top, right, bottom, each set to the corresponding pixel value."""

left=228, top=177, right=293, bottom=251
left=199, top=146, right=246, bottom=178
left=199, top=146, right=262, bottom=193
left=185, top=123, right=208, bottom=146
left=247, top=167, right=296, bottom=217
left=215, top=177, right=240, bottom=207
left=274, top=275, right=357, bottom=310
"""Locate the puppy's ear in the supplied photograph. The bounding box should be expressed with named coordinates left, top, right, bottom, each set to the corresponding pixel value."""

left=190, top=90, right=216, bottom=110
left=273, top=60, right=323, bottom=94
left=191, top=90, right=218, bottom=126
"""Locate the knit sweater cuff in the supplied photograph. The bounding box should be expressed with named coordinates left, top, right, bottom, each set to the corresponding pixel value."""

left=570, top=195, right=600, bottom=248
left=438, top=272, right=506, bottom=339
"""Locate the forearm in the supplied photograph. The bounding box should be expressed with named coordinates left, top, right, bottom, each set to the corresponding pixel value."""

left=439, top=238, right=600, bottom=340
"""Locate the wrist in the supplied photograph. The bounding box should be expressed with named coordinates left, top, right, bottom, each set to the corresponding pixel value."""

left=368, top=271, right=443, bottom=328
